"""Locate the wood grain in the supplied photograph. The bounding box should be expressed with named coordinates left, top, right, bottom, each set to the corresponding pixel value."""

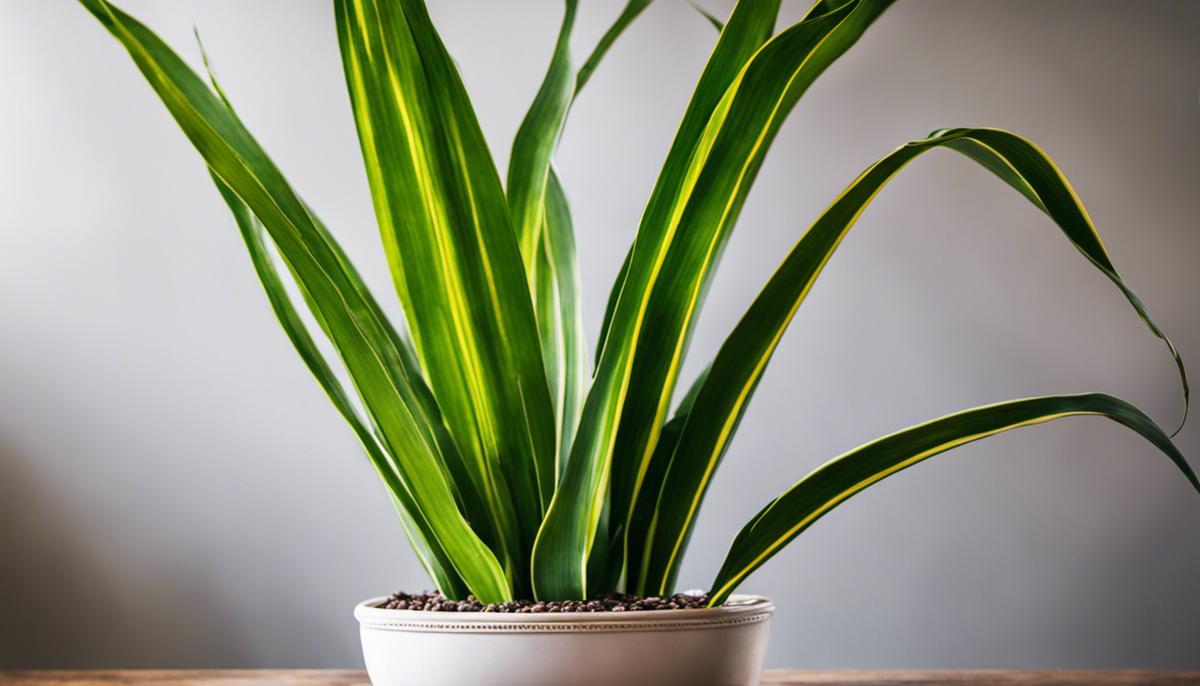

left=0, top=673, right=367, bottom=686
left=1, top=670, right=1197, bottom=685
left=763, top=671, right=1200, bottom=685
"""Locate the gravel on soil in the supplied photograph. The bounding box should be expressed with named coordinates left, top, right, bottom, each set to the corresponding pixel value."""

left=377, top=590, right=712, bottom=613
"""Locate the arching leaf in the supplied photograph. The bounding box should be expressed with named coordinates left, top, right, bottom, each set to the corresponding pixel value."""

left=635, top=127, right=1191, bottom=595
left=708, top=394, right=1198, bottom=606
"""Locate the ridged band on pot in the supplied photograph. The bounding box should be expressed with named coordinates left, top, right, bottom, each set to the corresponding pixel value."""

left=354, top=593, right=773, bottom=634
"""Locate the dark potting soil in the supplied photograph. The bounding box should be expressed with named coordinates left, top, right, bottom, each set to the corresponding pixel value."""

left=377, top=590, right=711, bottom=613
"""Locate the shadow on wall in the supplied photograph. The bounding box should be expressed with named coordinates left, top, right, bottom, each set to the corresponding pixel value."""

left=0, top=438, right=248, bottom=668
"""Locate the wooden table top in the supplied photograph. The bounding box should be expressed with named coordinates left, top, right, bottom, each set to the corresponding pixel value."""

left=2, top=671, right=1197, bottom=685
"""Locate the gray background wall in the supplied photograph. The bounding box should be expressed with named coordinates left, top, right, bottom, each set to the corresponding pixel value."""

left=2, top=0, right=1197, bottom=670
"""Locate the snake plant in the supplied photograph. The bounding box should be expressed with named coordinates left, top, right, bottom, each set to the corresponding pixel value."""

left=79, top=0, right=1197, bottom=605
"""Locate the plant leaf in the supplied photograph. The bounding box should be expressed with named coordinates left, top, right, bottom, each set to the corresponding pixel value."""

left=335, top=0, right=559, bottom=591
left=211, top=175, right=470, bottom=599
left=508, top=0, right=578, bottom=281
left=575, top=0, right=654, bottom=95
left=532, top=0, right=788, bottom=600
left=936, top=130, right=1188, bottom=433
left=580, top=0, right=662, bottom=369
left=686, top=0, right=725, bottom=32
left=632, top=126, right=1190, bottom=595
left=299, top=203, right=508, bottom=570
left=804, top=0, right=853, bottom=20
left=537, top=169, right=590, bottom=469
left=510, top=0, right=665, bottom=489
left=603, top=0, right=894, bottom=600
left=79, top=0, right=512, bottom=602
left=607, top=0, right=896, bottom=579
left=204, top=30, right=498, bottom=599
left=535, top=0, right=666, bottom=591
left=624, top=366, right=709, bottom=593
left=708, top=393, right=1199, bottom=606
left=506, top=2, right=590, bottom=480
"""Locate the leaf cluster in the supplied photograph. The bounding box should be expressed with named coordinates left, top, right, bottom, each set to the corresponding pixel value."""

left=78, top=0, right=1196, bottom=604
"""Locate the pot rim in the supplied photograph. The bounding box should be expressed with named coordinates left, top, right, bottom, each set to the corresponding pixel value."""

left=354, top=593, right=774, bottom=634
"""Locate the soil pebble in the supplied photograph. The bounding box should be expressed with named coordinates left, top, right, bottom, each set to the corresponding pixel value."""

left=378, top=590, right=711, bottom=613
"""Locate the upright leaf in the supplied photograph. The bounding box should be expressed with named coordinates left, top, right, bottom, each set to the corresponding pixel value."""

left=506, top=1, right=588, bottom=475
left=592, top=0, right=865, bottom=361
left=513, top=0, right=672, bottom=472
left=708, top=394, right=1199, bottom=605
left=336, top=0, right=558, bottom=590
left=79, top=0, right=512, bottom=602
left=532, top=0, right=786, bottom=600
left=537, top=169, right=590, bottom=468
left=633, top=127, right=1191, bottom=595
left=591, top=0, right=785, bottom=365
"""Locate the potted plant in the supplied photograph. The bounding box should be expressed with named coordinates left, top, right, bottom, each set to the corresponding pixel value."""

left=75, top=0, right=1197, bottom=684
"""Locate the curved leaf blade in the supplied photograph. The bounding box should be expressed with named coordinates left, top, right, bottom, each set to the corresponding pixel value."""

left=708, top=394, right=1199, bottom=606
left=636, top=127, right=1191, bottom=595
left=939, top=131, right=1188, bottom=432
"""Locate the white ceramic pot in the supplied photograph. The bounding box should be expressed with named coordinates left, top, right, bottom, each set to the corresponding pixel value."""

left=355, top=594, right=773, bottom=686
